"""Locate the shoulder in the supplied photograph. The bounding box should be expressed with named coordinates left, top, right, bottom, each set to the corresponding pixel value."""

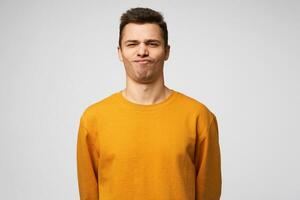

left=175, top=90, right=216, bottom=121
left=79, top=91, right=119, bottom=125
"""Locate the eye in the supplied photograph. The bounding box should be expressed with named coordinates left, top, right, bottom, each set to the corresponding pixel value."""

left=127, top=43, right=137, bottom=47
left=148, top=43, right=159, bottom=47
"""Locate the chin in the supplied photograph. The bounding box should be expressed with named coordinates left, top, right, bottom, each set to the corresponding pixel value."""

left=136, top=74, right=158, bottom=84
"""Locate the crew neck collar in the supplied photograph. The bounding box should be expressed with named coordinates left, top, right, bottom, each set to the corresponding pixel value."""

left=114, top=89, right=178, bottom=112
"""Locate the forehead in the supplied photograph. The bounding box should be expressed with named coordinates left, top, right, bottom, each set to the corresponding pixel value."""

left=122, top=23, right=163, bottom=41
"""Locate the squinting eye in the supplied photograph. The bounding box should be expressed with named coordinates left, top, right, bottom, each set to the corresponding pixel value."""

left=127, top=44, right=136, bottom=47
left=149, top=43, right=158, bottom=46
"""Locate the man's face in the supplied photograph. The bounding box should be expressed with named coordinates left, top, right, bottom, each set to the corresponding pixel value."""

left=118, top=23, right=170, bottom=84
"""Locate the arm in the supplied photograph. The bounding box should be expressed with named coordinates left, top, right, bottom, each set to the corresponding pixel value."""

left=195, top=113, right=222, bottom=200
left=77, top=117, right=99, bottom=200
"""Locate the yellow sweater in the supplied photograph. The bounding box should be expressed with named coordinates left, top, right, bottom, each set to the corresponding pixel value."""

left=77, top=89, right=222, bottom=200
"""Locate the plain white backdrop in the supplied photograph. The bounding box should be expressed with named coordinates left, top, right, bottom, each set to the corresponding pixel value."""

left=0, top=0, right=299, bottom=199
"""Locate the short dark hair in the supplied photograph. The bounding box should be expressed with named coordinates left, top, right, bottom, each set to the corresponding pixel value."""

left=119, top=7, right=168, bottom=48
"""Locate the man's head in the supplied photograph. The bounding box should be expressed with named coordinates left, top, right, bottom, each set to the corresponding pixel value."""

left=119, top=7, right=168, bottom=48
left=118, top=7, right=170, bottom=84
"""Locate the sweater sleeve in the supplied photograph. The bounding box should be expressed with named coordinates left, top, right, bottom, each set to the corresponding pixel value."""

left=195, top=113, right=222, bottom=200
left=76, top=116, right=99, bottom=200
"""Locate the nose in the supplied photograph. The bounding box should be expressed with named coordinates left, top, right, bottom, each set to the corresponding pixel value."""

left=137, top=43, right=149, bottom=57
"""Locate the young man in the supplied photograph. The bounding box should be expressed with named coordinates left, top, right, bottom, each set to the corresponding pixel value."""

left=77, top=7, right=222, bottom=200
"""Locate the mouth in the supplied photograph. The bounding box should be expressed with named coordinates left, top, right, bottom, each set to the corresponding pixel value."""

left=134, top=59, right=152, bottom=64
left=137, top=61, right=149, bottom=64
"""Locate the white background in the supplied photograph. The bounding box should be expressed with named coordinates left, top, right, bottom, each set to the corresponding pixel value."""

left=0, top=0, right=299, bottom=199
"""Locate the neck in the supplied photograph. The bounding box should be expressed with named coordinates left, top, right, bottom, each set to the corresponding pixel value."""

left=122, top=76, right=172, bottom=105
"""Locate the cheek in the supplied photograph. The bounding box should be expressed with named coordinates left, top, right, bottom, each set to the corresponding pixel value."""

left=123, top=48, right=136, bottom=56
left=153, top=53, right=166, bottom=63
left=153, top=49, right=166, bottom=58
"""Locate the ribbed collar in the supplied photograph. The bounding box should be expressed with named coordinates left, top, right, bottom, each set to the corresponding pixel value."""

left=113, top=89, right=178, bottom=112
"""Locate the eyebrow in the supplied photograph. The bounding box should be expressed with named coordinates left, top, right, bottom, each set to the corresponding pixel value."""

left=124, top=39, right=161, bottom=44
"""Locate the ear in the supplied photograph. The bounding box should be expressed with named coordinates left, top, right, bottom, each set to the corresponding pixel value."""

left=117, top=46, right=123, bottom=62
left=164, top=45, right=170, bottom=61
